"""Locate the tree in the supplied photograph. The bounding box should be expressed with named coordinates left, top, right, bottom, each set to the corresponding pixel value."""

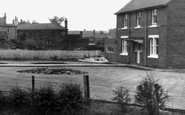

left=49, top=16, right=65, bottom=25
left=135, top=74, right=169, bottom=115
left=112, top=86, right=131, bottom=112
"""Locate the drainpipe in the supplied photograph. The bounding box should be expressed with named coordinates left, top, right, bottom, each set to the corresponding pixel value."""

left=128, top=13, right=131, bottom=64
left=144, top=10, right=148, bottom=66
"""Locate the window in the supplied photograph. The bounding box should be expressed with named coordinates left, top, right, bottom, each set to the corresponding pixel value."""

left=107, top=47, right=114, bottom=53
left=122, top=14, right=128, bottom=29
left=148, top=35, right=159, bottom=58
left=136, top=12, right=141, bottom=28
left=120, top=36, right=128, bottom=55
left=7, top=29, right=10, bottom=33
left=151, top=9, right=157, bottom=26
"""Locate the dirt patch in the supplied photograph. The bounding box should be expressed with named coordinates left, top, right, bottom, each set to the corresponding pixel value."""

left=17, top=67, right=88, bottom=75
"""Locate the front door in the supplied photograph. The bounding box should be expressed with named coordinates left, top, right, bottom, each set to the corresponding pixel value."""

left=134, top=43, right=142, bottom=64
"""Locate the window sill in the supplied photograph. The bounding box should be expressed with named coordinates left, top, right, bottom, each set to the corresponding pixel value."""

left=148, top=55, right=158, bottom=59
left=107, top=51, right=114, bottom=54
left=135, top=26, right=141, bottom=29
left=121, top=27, right=128, bottom=30
left=149, top=25, right=158, bottom=28
left=120, top=53, right=128, bottom=56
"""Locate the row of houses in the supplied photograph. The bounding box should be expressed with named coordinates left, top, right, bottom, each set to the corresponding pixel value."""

left=0, top=13, right=109, bottom=50
left=104, top=0, right=185, bottom=69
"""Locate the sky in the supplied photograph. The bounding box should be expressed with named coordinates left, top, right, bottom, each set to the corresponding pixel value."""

left=0, top=0, right=131, bottom=31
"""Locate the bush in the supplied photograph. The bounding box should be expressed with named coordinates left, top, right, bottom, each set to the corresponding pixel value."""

left=57, top=83, right=86, bottom=115
left=33, top=86, right=57, bottom=115
left=135, top=74, right=169, bottom=115
left=112, top=86, right=131, bottom=112
left=8, top=87, right=32, bottom=113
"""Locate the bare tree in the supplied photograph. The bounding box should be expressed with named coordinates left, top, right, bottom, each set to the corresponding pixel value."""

left=49, top=16, right=65, bottom=25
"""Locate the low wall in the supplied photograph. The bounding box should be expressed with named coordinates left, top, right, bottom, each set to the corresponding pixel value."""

left=0, top=50, right=102, bottom=60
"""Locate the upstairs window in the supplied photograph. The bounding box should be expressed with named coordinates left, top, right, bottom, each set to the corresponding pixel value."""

left=151, top=9, right=157, bottom=26
left=123, top=14, right=128, bottom=29
left=136, top=12, right=141, bottom=28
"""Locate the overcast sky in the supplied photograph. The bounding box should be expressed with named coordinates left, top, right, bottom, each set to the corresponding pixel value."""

left=0, top=0, right=130, bottom=31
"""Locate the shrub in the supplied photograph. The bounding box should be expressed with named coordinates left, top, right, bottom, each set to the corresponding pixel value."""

left=57, top=83, right=86, bottom=115
left=112, top=86, right=131, bottom=112
left=8, top=87, right=31, bottom=113
left=135, top=74, right=169, bottom=115
left=33, top=86, right=57, bottom=115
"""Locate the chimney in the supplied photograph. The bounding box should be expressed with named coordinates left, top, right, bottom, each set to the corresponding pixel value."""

left=13, top=16, right=19, bottom=26
left=4, top=13, right=6, bottom=25
left=64, top=18, right=68, bottom=29
left=93, top=29, right=96, bottom=43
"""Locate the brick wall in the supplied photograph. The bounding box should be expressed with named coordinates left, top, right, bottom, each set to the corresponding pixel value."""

left=167, top=0, right=185, bottom=68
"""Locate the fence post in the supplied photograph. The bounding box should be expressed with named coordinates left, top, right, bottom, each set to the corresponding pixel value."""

left=32, top=75, right=35, bottom=92
left=83, top=75, right=90, bottom=100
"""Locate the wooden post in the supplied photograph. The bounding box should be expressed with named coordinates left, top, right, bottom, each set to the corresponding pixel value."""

left=32, top=75, right=35, bottom=95
left=83, top=75, right=90, bottom=99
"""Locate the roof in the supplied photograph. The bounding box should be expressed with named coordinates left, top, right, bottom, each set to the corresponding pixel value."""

left=68, top=30, right=108, bottom=39
left=116, top=0, right=171, bottom=14
left=68, top=31, right=81, bottom=35
left=17, top=23, right=67, bottom=30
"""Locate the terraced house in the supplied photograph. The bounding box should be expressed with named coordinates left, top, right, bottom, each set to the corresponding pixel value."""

left=105, top=0, right=185, bottom=68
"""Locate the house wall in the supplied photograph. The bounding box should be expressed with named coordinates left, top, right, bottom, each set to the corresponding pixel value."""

left=104, top=38, right=117, bottom=62
left=17, top=29, right=67, bottom=50
left=0, top=26, right=16, bottom=40
left=115, top=7, right=168, bottom=68
left=166, top=0, right=185, bottom=68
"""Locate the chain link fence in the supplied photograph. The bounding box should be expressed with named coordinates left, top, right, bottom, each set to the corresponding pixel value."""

left=0, top=66, right=185, bottom=113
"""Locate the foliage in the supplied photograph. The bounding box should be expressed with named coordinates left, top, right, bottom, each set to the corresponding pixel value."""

left=57, top=83, right=86, bottom=115
left=49, top=16, right=65, bottom=25
left=33, top=86, right=57, bottom=115
left=112, top=86, right=131, bottom=112
left=135, top=74, right=169, bottom=115
left=8, top=87, right=32, bottom=113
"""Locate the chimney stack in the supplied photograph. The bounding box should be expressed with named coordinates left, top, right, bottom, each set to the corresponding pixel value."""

left=13, top=16, right=19, bottom=26
left=65, top=18, right=68, bottom=29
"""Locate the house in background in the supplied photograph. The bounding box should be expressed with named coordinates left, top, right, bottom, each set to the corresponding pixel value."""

left=105, top=0, right=185, bottom=68
left=67, top=30, right=108, bottom=51
left=104, top=29, right=117, bottom=62
left=0, top=13, right=17, bottom=49
left=16, top=20, right=68, bottom=50
left=65, top=31, right=89, bottom=50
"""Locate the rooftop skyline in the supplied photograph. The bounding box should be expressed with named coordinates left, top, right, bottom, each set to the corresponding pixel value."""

left=0, top=0, right=130, bottom=31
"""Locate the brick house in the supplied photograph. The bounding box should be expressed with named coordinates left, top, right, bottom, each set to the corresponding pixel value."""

left=17, top=21, right=68, bottom=50
left=105, top=0, right=185, bottom=68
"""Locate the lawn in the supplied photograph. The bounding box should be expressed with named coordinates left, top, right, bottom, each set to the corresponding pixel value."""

left=0, top=61, right=184, bottom=110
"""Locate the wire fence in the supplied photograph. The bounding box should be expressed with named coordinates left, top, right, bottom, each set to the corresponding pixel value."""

left=0, top=66, right=185, bottom=114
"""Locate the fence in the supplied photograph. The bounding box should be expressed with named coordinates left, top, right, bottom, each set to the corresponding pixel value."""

left=0, top=65, right=185, bottom=115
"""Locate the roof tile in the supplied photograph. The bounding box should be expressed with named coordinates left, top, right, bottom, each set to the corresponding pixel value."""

left=116, top=0, right=171, bottom=14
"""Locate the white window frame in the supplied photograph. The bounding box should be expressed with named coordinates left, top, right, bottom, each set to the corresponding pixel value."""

left=150, top=9, right=157, bottom=27
left=148, top=35, right=159, bottom=58
left=106, top=47, right=114, bottom=53
left=122, top=14, right=128, bottom=29
left=120, top=36, right=128, bottom=55
left=135, top=12, right=141, bottom=28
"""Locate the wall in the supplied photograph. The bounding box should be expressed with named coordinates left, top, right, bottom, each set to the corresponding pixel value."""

left=167, top=0, right=185, bottom=68
left=115, top=7, right=168, bottom=68
left=0, top=50, right=102, bottom=60
left=17, top=29, right=67, bottom=50
left=104, top=38, right=117, bottom=62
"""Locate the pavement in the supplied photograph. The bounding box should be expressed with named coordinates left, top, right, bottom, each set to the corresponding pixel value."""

left=0, top=61, right=153, bottom=70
